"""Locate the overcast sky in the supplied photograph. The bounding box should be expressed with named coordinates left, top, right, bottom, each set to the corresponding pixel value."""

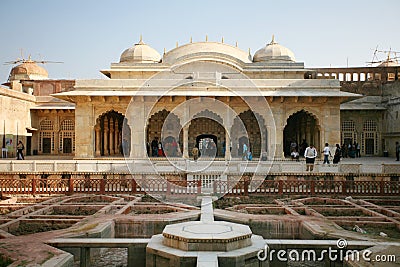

left=0, top=0, right=399, bottom=82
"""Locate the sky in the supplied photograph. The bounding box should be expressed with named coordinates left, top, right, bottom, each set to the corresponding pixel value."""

left=0, top=0, right=399, bottom=82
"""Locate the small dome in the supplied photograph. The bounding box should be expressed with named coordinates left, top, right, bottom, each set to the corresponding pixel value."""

left=253, top=36, right=296, bottom=63
left=9, top=60, right=48, bottom=81
left=120, top=36, right=161, bottom=63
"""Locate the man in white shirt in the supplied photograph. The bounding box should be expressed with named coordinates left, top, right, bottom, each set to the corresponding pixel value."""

left=304, top=144, right=317, bottom=171
left=323, top=143, right=332, bottom=164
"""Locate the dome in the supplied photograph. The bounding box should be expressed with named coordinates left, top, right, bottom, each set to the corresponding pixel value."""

left=253, top=36, right=296, bottom=63
left=120, top=36, right=161, bottom=63
left=162, top=41, right=252, bottom=66
left=9, top=60, right=48, bottom=81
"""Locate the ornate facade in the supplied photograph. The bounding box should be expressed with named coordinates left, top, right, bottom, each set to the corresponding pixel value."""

left=1, top=38, right=399, bottom=159
left=53, top=37, right=356, bottom=159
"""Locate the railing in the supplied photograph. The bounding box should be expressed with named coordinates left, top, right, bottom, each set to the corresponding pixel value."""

left=1, top=160, right=400, bottom=174
left=214, top=180, right=400, bottom=196
left=1, top=178, right=398, bottom=197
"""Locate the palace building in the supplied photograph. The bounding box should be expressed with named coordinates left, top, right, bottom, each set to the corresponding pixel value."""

left=1, top=37, right=399, bottom=159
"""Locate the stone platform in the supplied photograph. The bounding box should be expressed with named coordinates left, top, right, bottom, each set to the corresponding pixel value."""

left=146, top=197, right=267, bottom=267
left=162, top=221, right=252, bottom=251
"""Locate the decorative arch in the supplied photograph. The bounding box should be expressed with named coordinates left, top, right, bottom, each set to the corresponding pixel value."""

left=284, top=108, right=321, bottom=128
left=231, top=110, right=266, bottom=158
left=283, top=109, right=321, bottom=157
left=94, top=110, right=127, bottom=157
left=146, top=109, right=182, bottom=157
left=193, top=109, right=223, bottom=124
left=94, top=107, right=127, bottom=127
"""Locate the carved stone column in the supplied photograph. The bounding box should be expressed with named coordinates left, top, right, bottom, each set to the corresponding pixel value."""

left=115, top=120, right=119, bottom=155
left=225, top=130, right=231, bottom=160
left=183, top=124, right=190, bottom=159
left=103, top=117, right=109, bottom=156
left=261, top=128, right=267, bottom=155
left=109, top=117, right=115, bottom=155
left=95, top=123, right=101, bottom=157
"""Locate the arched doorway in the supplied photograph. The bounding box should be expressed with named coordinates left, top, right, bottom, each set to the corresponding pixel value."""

left=283, top=110, right=320, bottom=157
left=189, top=110, right=225, bottom=158
left=94, top=110, right=126, bottom=157
left=146, top=109, right=182, bottom=157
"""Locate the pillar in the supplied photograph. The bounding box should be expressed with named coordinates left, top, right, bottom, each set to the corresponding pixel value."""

left=95, top=124, right=101, bottom=157
left=104, top=117, right=109, bottom=156
left=183, top=124, right=190, bottom=158
left=225, top=130, right=231, bottom=160
left=128, top=98, right=146, bottom=159
left=110, top=117, right=115, bottom=155
left=74, top=102, right=95, bottom=158
left=54, top=116, right=59, bottom=155
left=115, top=120, right=119, bottom=155
left=274, top=126, right=284, bottom=159
left=261, top=128, right=267, bottom=154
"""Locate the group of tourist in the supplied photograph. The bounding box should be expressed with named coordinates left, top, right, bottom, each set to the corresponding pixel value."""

left=304, top=142, right=343, bottom=171
left=199, top=138, right=217, bottom=157
left=149, top=137, right=165, bottom=157
left=289, top=140, right=344, bottom=171
left=340, top=142, right=361, bottom=158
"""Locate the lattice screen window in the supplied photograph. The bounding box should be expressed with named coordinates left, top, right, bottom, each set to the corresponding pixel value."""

left=341, top=120, right=356, bottom=143
left=363, top=120, right=377, bottom=131
left=341, top=120, right=355, bottom=132
left=61, top=119, right=74, bottom=131
left=342, top=132, right=354, bottom=141
left=40, top=119, right=53, bottom=130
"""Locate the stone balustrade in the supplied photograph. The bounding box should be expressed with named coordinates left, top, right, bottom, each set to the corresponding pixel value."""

left=0, top=159, right=399, bottom=175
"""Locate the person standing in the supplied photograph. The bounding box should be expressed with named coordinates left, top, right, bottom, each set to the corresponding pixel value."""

left=396, top=141, right=400, bottom=161
left=355, top=142, right=361, bottom=158
left=290, top=140, right=298, bottom=152
left=192, top=146, right=199, bottom=162
left=222, top=140, right=226, bottom=157
left=158, top=141, right=164, bottom=157
left=304, top=144, right=317, bottom=171
left=300, top=139, right=308, bottom=156
left=242, top=143, right=248, bottom=160
left=151, top=137, right=159, bottom=157
left=333, top=144, right=341, bottom=164
left=322, top=143, right=332, bottom=164
left=16, top=141, right=25, bottom=160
